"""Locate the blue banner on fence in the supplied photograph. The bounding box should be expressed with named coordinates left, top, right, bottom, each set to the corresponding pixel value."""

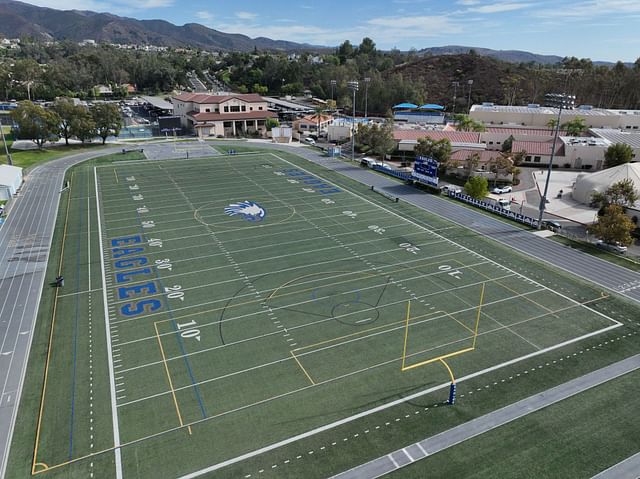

left=371, top=164, right=413, bottom=181
left=449, top=191, right=539, bottom=228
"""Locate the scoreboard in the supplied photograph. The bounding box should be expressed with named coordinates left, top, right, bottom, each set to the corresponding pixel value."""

left=412, top=156, right=439, bottom=187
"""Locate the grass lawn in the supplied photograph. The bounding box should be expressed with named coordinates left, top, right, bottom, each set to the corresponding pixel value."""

left=8, top=143, right=106, bottom=170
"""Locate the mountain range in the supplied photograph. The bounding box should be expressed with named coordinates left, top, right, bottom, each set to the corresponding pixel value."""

left=0, top=0, right=610, bottom=65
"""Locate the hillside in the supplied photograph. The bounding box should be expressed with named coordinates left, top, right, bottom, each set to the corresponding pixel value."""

left=418, top=45, right=563, bottom=65
left=0, top=0, right=316, bottom=51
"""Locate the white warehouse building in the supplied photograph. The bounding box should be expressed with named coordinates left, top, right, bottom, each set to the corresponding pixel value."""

left=0, top=165, right=23, bottom=201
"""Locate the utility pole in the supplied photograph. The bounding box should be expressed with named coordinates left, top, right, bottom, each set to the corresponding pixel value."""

left=364, top=77, right=371, bottom=119
left=451, top=81, right=459, bottom=114
left=348, top=81, right=359, bottom=163
left=467, top=79, right=474, bottom=112
left=330, top=79, right=336, bottom=112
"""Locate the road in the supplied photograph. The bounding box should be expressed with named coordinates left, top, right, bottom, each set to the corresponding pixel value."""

left=1, top=141, right=639, bottom=477
left=0, top=147, right=120, bottom=477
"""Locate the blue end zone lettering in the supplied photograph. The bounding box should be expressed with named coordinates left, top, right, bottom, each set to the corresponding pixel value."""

left=121, top=299, right=163, bottom=317
left=280, top=169, right=341, bottom=194
left=115, top=268, right=152, bottom=284
left=111, top=235, right=144, bottom=248
left=318, top=188, right=341, bottom=195
left=112, top=247, right=145, bottom=258
left=114, top=257, right=149, bottom=269
left=118, top=282, right=158, bottom=300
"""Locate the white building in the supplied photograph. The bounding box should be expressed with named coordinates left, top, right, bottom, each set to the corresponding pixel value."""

left=172, top=93, right=276, bottom=138
left=573, top=163, right=640, bottom=204
left=470, top=103, right=640, bottom=130
left=0, top=165, right=23, bottom=201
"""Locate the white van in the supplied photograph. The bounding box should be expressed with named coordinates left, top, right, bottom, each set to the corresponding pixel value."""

left=497, top=198, right=511, bottom=210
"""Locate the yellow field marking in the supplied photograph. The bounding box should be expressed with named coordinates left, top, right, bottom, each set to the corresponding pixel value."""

left=154, top=322, right=192, bottom=435
left=32, top=173, right=73, bottom=474
left=113, top=168, right=119, bottom=183
left=401, top=283, right=485, bottom=374
left=472, top=283, right=485, bottom=349
left=290, top=351, right=315, bottom=385
left=33, top=462, right=49, bottom=473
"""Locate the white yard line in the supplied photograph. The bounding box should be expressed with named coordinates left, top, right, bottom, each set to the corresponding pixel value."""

left=94, top=167, right=123, bottom=479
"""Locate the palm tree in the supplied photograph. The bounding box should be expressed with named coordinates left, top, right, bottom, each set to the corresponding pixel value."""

left=313, top=105, right=325, bottom=138
left=546, top=118, right=558, bottom=129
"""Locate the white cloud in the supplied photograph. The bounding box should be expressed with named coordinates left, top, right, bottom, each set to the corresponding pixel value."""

left=457, top=0, right=482, bottom=4
left=366, top=15, right=462, bottom=33
left=535, top=0, right=640, bottom=18
left=235, top=11, right=258, bottom=20
left=196, top=11, right=214, bottom=21
left=136, top=0, right=173, bottom=7
left=468, top=2, right=532, bottom=13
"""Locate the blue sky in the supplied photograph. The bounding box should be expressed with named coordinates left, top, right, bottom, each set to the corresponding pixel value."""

left=25, top=0, right=640, bottom=62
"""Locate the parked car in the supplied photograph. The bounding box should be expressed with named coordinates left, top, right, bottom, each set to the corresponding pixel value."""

left=595, top=240, right=627, bottom=254
left=440, top=184, right=462, bottom=194
left=303, top=137, right=316, bottom=145
left=541, top=220, right=562, bottom=231
left=492, top=186, right=513, bottom=194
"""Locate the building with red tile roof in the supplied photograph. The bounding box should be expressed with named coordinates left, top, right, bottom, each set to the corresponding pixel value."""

left=172, top=92, right=274, bottom=138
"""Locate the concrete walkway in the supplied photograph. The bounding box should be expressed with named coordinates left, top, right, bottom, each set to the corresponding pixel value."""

left=331, top=354, right=640, bottom=479
left=592, top=452, right=640, bottom=479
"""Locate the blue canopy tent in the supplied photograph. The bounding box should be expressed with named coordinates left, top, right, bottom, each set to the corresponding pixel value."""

left=392, top=103, right=418, bottom=110
left=418, top=104, right=445, bottom=110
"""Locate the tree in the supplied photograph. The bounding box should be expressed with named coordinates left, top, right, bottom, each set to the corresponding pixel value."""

left=12, top=59, right=41, bottom=100
left=465, top=152, right=480, bottom=178
left=561, top=116, right=586, bottom=136
left=11, top=101, right=60, bottom=148
left=357, top=121, right=396, bottom=159
left=546, top=118, right=558, bottom=129
left=501, top=135, right=514, bottom=153
left=358, top=37, right=376, bottom=56
left=604, top=143, right=634, bottom=169
left=414, top=137, right=452, bottom=169
left=454, top=114, right=486, bottom=132
left=265, top=117, right=279, bottom=132
left=591, top=179, right=639, bottom=209
left=69, top=107, right=96, bottom=143
left=587, top=204, right=634, bottom=246
left=91, top=103, right=122, bottom=144
left=52, top=98, right=81, bottom=145
left=464, top=176, right=489, bottom=199
left=512, top=149, right=527, bottom=166
left=313, top=105, right=325, bottom=137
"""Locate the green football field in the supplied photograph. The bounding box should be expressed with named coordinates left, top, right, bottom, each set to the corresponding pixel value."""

left=8, top=150, right=633, bottom=479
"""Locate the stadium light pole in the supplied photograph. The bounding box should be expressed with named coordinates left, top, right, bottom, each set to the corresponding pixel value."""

left=537, top=93, right=575, bottom=229
left=467, top=79, right=474, bottom=112
left=451, top=81, right=459, bottom=114
left=348, top=81, right=359, bottom=163
left=364, top=77, right=371, bottom=119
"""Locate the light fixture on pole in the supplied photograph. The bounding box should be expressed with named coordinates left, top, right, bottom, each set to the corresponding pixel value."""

left=348, top=80, right=359, bottom=163
left=537, top=92, right=575, bottom=229
left=451, top=81, right=459, bottom=114
left=364, top=77, right=371, bottom=119
left=467, top=79, right=474, bottom=112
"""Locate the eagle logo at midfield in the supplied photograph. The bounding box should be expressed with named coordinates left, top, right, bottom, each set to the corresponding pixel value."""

left=224, top=201, right=266, bottom=222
